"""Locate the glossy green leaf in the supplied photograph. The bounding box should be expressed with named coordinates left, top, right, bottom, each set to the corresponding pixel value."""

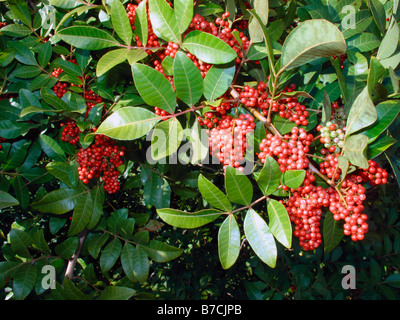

left=62, top=277, right=91, bottom=300
left=362, top=100, right=400, bottom=143
left=367, top=56, right=386, bottom=94
left=96, top=48, right=129, bottom=76
left=58, top=26, right=120, bottom=50
left=377, top=19, right=399, bottom=60
left=46, top=161, right=79, bottom=189
left=134, top=0, right=148, bottom=46
left=121, top=243, right=149, bottom=283
left=148, top=0, right=180, bottom=43
left=280, top=19, right=346, bottom=72
left=95, top=107, right=160, bottom=140
left=341, top=10, right=373, bottom=39
left=203, top=64, right=235, bottom=101
left=111, top=0, right=133, bottom=46
left=225, top=166, right=253, bottom=206
left=1, top=23, right=32, bottom=37
left=368, top=135, right=397, bottom=159
left=0, top=190, right=19, bottom=209
left=7, top=42, right=37, bottom=66
left=343, top=134, right=369, bottom=168
left=55, top=237, right=79, bottom=259
left=13, top=264, right=37, bottom=300
left=368, top=0, right=386, bottom=35
left=267, top=199, right=292, bottom=248
left=346, top=87, right=377, bottom=136
left=347, top=33, right=380, bottom=52
left=68, top=192, right=93, bottom=236
left=100, top=238, right=122, bottom=273
left=87, top=185, right=105, bottom=230
left=244, top=209, right=277, bottom=268
left=175, top=0, right=193, bottom=34
left=9, top=2, right=32, bottom=27
left=218, top=215, right=241, bottom=269
left=9, top=229, right=32, bottom=258
left=248, top=0, right=269, bottom=43
left=198, top=174, right=232, bottom=212
left=139, top=240, right=183, bottom=263
left=31, top=189, right=81, bottom=214
left=150, top=117, right=183, bottom=160
left=282, top=170, right=306, bottom=189
left=143, top=172, right=171, bottom=209
left=173, top=51, right=203, bottom=106
left=88, top=233, right=109, bottom=259
left=156, top=208, right=222, bottom=228
left=132, top=63, right=177, bottom=114
left=38, top=134, right=67, bottom=162
left=323, top=211, right=344, bottom=253
left=182, top=30, right=237, bottom=64
left=255, top=156, right=282, bottom=196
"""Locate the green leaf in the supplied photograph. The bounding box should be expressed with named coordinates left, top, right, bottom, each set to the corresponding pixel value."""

left=97, top=286, right=136, bottom=300
left=346, top=33, right=380, bottom=52
left=0, top=121, right=32, bottom=139
left=132, top=63, right=177, bottom=114
left=96, top=48, right=130, bottom=76
left=244, top=209, right=277, bottom=268
left=175, top=0, right=193, bottom=35
left=121, top=243, right=149, bottom=283
left=280, top=19, right=346, bottom=72
left=31, top=229, right=51, bottom=254
left=198, top=174, right=232, bottom=212
left=368, top=135, right=397, bottom=159
left=218, top=215, right=240, bottom=269
left=88, top=233, right=109, bottom=259
left=95, top=107, right=160, bottom=140
left=139, top=240, right=183, bottom=262
left=173, top=51, right=203, bottom=106
left=111, top=0, right=133, bottom=46
left=345, top=87, right=377, bottom=136
left=255, top=156, right=282, bottom=196
left=224, top=166, right=253, bottom=206
left=368, top=0, right=386, bottom=35
left=9, top=2, right=32, bottom=28
left=0, top=190, right=19, bottom=209
left=9, top=229, right=32, bottom=258
left=150, top=117, right=183, bottom=160
left=367, top=56, right=386, bottom=94
left=46, top=161, right=79, bottom=189
left=7, top=42, right=37, bottom=66
left=383, top=274, right=400, bottom=288
left=156, top=208, right=222, bottom=228
left=282, top=170, right=306, bottom=189
left=362, top=100, right=400, bottom=143
left=1, top=24, right=32, bottom=37
left=13, top=264, right=37, bottom=300
left=143, top=173, right=171, bottom=209
left=267, top=199, right=292, bottom=248
left=38, top=134, right=67, bottom=162
left=87, top=185, right=105, bottom=230
left=31, top=189, right=81, bottom=214
left=343, top=134, right=369, bottom=168
left=148, top=0, right=180, bottom=43
left=100, top=238, right=122, bottom=273
left=68, top=192, right=93, bottom=236
left=55, top=237, right=79, bottom=259
left=38, top=41, right=53, bottom=68
left=134, top=0, right=148, bottom=46
left=377, top=19, right=399, bottom=60
left=341, top=10, right=373, bottom=39
left=203, top=64, right=235, bottom=101
left=62, top=277, right=91, bottom=300
left=182, top=30, right=237, bottom=65
left=323, top=211, right=344, bottom=253
left=58, top=26, right=120, bottom=50
left=248, top=1, right=269, bottom=43
left=53, top=58, right=82, bottom=77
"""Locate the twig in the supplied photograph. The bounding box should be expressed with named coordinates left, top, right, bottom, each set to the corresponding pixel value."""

left=64, top=229, right=88, bottom=280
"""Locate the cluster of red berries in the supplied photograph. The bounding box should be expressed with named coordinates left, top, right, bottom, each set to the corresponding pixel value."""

left=333, top=54, right=347, bottom=69
left=319, top=153, right=341, bottom=181
left=239, top=82, right=309, bottom=126
left=154, top=107, right=171, bottom=121
left=258, top=127, right=313, bottom=173
left=328, top=174, right=368, bottom=241
left=207, top=114, right=255, bottom=171
left=360, top=160, right=389, bottom=186
left=0, top=22, right=7, bottom=28
left=51, top=67, right=63, bottom=78
left=77, top=134, right=125, bottom=194
left=60, top=121, right=81, bottom=145
left=285, top=172, right=329, bottom=251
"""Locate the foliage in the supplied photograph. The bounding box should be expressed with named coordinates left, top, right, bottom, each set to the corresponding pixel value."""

left=0, top=0, right=400, bottom=301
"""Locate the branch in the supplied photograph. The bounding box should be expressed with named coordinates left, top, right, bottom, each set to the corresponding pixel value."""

left=64, top=229, right=88, bottom=280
